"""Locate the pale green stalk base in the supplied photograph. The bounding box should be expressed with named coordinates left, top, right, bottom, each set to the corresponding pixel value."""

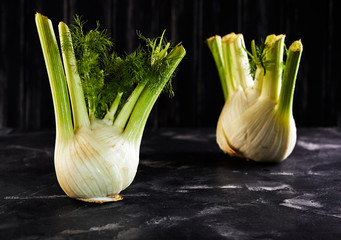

left=113, top=81, right=147, bottom=131
left=103, top=92, right=123, bottom=126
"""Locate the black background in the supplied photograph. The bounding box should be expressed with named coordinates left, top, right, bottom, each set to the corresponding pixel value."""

left=1, top=0, right=340, bottom=129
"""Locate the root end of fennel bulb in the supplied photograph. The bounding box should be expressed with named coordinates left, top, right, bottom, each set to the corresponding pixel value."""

left=36, top=13, right=185, bottom=202
left=207, top=32, right=302, bottom=162
left=77, top=194, right=123, bottom=203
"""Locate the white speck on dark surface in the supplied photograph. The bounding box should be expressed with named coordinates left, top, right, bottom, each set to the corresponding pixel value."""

left=4, top=195, right=67, bottom=200
left=270, top=172, right=295, bottom=176
left=246, top=183, right=292, bottom=192
left=297, top=140, right=341, bottom=151
left=281, top=197, right=323, bottom=209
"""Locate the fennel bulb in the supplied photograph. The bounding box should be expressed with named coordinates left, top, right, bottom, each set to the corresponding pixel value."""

left=36, top=13, right=185, bottom=202
left=207, top=33, right=302, bottom=162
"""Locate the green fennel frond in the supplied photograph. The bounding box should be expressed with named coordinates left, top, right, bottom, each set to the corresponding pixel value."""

left=245, top=39, right=267, bottom=78
left=70, top=15, right=115, bottom=118
left=137, top=30, right=180, bottom=97
left=69, top=17, right=179, bottom=119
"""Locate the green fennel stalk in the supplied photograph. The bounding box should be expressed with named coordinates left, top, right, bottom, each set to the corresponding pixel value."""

left=35, top=14, right=74, bottom=141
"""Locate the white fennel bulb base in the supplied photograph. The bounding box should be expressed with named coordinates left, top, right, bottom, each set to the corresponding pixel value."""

left=217, top=95, right=297, bottom=162
left=55, top=122, right=139, bottom=202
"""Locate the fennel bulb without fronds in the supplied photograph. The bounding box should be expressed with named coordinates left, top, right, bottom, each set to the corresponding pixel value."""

left=36, top=13, right=185, bottom=202
left=207, top=33, right=302, bottom=162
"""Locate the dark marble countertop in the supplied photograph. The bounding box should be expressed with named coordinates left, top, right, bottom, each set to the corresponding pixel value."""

left=0, top=128, right=340, bottom=239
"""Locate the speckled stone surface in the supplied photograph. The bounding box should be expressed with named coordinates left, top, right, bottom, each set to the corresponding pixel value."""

left=0, top=128, right=341, bottom=239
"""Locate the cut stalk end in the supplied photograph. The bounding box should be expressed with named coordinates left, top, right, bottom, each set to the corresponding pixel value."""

left=277, top=40, right=303, bottom=119
left=206, top=36, right=228, bottom=100
left=261, top=34, right=286, bottom=101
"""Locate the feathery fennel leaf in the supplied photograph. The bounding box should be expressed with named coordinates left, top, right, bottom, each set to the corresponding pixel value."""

left=68, top=16, right=177, bottom=119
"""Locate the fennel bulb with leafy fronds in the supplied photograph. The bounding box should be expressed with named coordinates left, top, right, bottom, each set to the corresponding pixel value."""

left=207, top=33, right=302, bottom=162
left=36, top=13, right=185, bottom=202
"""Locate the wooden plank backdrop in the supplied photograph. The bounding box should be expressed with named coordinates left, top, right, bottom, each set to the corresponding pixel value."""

left=0, top=0, right=340, bottom=129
